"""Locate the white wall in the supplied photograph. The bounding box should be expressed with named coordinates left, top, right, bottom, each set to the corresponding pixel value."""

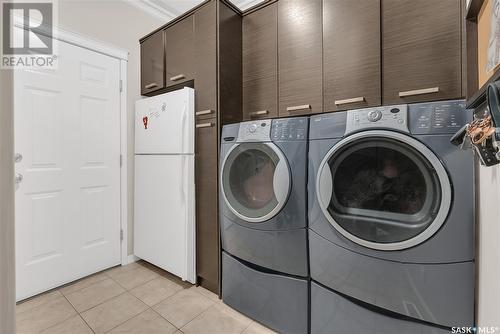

left=0, top=69, right=16, bottom=333
left=58, top=0, right=164, bottom=254
left=477, top=163, right=500, bottom=327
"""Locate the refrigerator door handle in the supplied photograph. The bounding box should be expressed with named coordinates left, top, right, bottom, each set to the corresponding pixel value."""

left=181, top=104, right=187, bottom=153
left=180, top=155, right=186, bottom=206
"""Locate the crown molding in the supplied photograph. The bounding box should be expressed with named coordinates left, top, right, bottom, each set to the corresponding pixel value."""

left=124, top=0, right=178, bottom=22
left=229, top=0, right=267, bottom=11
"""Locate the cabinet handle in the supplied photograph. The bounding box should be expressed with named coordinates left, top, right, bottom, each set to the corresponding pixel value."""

left=399, top=87, right=439, bottom=97
left=335, top=96, right=365, bottom=105
left=196, top=109, right=214, bottom=116
left=170, top=74, right=186, bottom=82
left=196, top=122, right=214, bottom=128
left=145, top=82, right=158, bottom=89
left=286, top=105, right=311, bottom=112
left=249, top=110, right=268, bottom=117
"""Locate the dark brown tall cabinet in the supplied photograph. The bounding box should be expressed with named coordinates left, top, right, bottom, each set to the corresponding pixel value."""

left=323, top=0, right=381, bottom=111
left=242, top=3, right=278, bottom=121
left=382, top=0, right=463, bottom=104
left=278, top=0, right=323, bottom=116
left=193, top=1, right=219, bottom=294
left=139, top=0, right=241, bottom=295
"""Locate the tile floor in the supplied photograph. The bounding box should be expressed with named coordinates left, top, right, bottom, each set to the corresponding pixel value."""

left=16, top=261, right=277, bottom=334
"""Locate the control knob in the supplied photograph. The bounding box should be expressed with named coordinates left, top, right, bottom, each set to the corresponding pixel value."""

left=367, top=110, right=382, bottom=122
left=248, top=124, right=258, bottom=133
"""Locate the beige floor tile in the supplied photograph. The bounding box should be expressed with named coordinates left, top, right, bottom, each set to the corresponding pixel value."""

left=59, top=272, right=108, bottom=296
left=181, top=304, right=251, bottom=334
left=39, top=315, right=93, bottom=334
left=153, top=289, right=215, bottom=328
left=241, top=321, right=277, bottom=334
left=65, top=278, right=125, bottom=312
left=16, top=295, right=77, bottom=334
left=191, top=286, right=220, bottom=302
left=112, top=266, right=159, bottom=290
left=81, top=293, right=148, bottom=334
left=108, top=309, right=177, bottom=334
left=214, top=303, right=252, bottom=327
left=105, top=262, right=142, bottom=278
left=16, top=290, right=62, bottom=315
left=130, top=277, right=183, bottom=306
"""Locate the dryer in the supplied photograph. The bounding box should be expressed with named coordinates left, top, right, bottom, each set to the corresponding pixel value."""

left=308, top=101, right=474, bottom=333
left=220, top=117, right=309, bottom=334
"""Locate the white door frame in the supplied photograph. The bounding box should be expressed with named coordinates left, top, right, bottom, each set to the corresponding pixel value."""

left=15, top=19, right=130, bottom=266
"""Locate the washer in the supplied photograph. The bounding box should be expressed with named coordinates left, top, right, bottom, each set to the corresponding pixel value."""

left=220, top=117, right=309, bottom=334
left=308, top=101, right=474, bottom=333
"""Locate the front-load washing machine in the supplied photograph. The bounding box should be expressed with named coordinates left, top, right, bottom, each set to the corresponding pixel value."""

left=308, top=101, right=474, bottom=333
left=220, top=117, right=309, bottom=334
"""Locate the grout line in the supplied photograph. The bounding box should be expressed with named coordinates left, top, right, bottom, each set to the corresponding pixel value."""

left=60, top=274, right=111, bottom=298
left=177, top=303, right=217, bottom=331
left=77, top=312, right=97, bottom=334
left=149, top=307, right=180, bottom=330
left=77, top=291, right=129, bottom=315
left=47, top=293, right=97, bottom=334
left=103, top=307, right=152, bottom=333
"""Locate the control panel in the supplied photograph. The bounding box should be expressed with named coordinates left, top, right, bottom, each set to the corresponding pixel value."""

left=345, top=105, right=409, bottom=135
left=409, top=100, right=470, bottom=135
left=237, top=120, right=272, bottom=142
left=271, top=117, right=308, bottom=141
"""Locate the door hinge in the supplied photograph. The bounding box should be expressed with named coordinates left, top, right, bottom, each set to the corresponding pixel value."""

left=120, top=154, right=123, bottom=167
left=120, top=229, right=124, bottom=241
left=119, top=80, right=123, bottom=93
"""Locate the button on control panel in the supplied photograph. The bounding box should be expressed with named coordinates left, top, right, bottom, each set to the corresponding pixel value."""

left=271, top=117, right=308, bottom=141
left=345, top=105, right=409, bottom=135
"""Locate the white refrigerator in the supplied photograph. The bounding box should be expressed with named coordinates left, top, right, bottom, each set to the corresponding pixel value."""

left=134, top=87, right=196, bottom=283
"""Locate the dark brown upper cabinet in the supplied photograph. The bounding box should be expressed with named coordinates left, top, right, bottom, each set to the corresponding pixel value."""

left=242, top=3, right=278, bottom=121
left=278, top=0, right=323, bottom=116
left=382, top=0, right=462, bottom=104
left=323, top=0, right=381, bottom=112
left=165, top=16, right=195, bottom=87
left=140, top=30, right=165, bottom=95
left=194, top=1, right=217, bottom=120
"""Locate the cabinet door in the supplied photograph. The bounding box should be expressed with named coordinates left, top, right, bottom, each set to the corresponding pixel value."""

left=194, top=1, right=217, bottom=120
left=165, top=16, right=195, bottom=87
left=242, top=3, right=278, bottom=121
left=140, top=30, right=165, bottom=95
left=382, top=0, right=462, bottom=104
left=195, top=118, right=219, bottom=294
left=323, top=0, right=381, bottom=112
left=278, top=0, right=322, bottom=116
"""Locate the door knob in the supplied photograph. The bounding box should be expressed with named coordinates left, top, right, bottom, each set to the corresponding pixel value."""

left=14, top=153, right=22, bottom=163
left=15, top=173, right=23, bottom=184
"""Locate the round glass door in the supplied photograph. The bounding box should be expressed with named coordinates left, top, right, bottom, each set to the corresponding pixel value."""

left=221, top=142, right=290, bottom=223
left=317, top=130, right=452, bottom=250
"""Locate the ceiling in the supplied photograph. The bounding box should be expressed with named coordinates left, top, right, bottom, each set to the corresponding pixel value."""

left=127, top=0, right=268, bottom=21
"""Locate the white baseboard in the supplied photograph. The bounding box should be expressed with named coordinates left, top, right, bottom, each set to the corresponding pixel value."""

left=123, top=255, right=140, bottom=265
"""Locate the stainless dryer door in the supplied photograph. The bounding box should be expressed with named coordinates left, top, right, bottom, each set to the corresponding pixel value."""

left=317, top=130, right=452, bottom=251
left=221, top=142, right=291, bottom=223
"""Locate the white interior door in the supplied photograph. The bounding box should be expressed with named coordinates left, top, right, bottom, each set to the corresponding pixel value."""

left=14, top=40, right=122, bottom=301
